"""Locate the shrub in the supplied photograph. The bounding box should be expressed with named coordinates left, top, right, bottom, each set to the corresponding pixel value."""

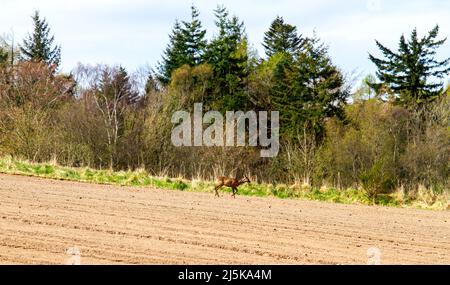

left=360, top=159, right=397, bottom=201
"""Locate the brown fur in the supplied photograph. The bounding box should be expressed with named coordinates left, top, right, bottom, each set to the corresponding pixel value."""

left=214, top=175, right=251, bottom=198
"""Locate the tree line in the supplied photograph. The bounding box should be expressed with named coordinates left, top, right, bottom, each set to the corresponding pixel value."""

left=0, top=7, right=448, bottom=198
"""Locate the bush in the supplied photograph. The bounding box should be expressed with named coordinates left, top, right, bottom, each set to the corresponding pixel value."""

left=359, top=159, right=397, bottom=201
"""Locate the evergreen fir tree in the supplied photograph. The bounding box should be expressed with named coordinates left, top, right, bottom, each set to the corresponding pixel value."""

left=369, top=25, right=450, bottom=107
left=157, top=21, right=187, bottom=84
left=205, top=6, right=250, bottom=110
left=182, top=5, right=207, bottom=66
left=20, top=11, right=61, bottom=68
left=272, top=36, right=348, bottom=140
left=158, top=5, right=206, bottom=84
left=263, top=16, right=304, bottom=58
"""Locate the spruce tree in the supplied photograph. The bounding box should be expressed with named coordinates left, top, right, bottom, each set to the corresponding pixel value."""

left=158, top=5, right=206, bottom=84
left=263, top=16, right=304, bottom=58
left=157, top=21, right=187, bottom=84
left=272, top=36, right=348, bottom=140
left=205, top=6, right=250, bottom=110
left=369, top=25, right=450, bottom=107
left=20, top=11, right=61, bottom=68
left=182, top=5, right=207, bottom=66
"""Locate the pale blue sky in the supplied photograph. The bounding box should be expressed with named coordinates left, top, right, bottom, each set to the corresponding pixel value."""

left=1, top=0, right=450, bottom=83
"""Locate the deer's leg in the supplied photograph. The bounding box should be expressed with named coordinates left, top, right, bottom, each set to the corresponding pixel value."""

left=232, top=187, right=237, bottom=198
left=214, top=185, right=221, bottom=197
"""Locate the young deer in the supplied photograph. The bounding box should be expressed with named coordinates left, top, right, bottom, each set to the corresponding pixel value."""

left=214, top=175, right=251, bottom=198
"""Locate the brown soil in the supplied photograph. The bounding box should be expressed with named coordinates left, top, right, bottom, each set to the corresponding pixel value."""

left=0, top=173, right=449, bottom=264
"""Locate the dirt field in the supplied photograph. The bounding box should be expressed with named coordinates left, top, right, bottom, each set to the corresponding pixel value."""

left=0, top=173, right=449, bottom=264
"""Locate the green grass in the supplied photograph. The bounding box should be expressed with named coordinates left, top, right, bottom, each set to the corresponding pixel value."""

left=0, top=156, right=448, bottom=210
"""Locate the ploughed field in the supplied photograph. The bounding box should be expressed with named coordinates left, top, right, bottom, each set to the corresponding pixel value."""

left=0, top=174, right=449, bottom=264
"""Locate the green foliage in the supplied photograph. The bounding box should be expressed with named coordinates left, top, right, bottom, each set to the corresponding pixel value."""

left=158, top=21, right=186, bottom=83
left=360, top=159, right=397, bottom=201
left=0, top=156, right=190, bottom=190
left=319, top=100, right=405, bottom=188
left=0, top=6, right=448, bottom=212
left=158, top=5, right=207, bottom=84
left=318, top=97, right=449, bottom=198
left=182, top=5, right=207, bottom=66
left=204, top=6, right=250, bottom=110
left=248, top=53, right=283, bottom=110
left=263, top=16, right=304, bottom=58
left=369, top=25, right=450, bottom=108
left=352, top=75, right=379, bottom=102
left=271, top=36, right=348, bottom=140
left=20, top=11, right=61, bottom=68
left=169, top=63, right=213, bottom=108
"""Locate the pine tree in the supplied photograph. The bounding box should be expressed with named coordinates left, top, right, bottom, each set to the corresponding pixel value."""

left=272, top=36, right=348, bottom=140
left=182, top=5, right=207, bottom=66
left=157, top=21, right=186, bottom=84
left=369, top=25, right=450, bottom=107
left=204, top=6, right=250, bottom=110
left=158, top=5, right=206, bottom=84
left=20, top=11, right=61, bottom=68
left=263, top=16, right=304, bottom=58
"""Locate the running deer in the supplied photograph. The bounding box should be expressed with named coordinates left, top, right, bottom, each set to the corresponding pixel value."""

left=214, top=175, right=251, bottom=198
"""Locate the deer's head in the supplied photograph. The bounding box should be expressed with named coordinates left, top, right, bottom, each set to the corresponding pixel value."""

left=240, top=175, right=251, bottom=184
